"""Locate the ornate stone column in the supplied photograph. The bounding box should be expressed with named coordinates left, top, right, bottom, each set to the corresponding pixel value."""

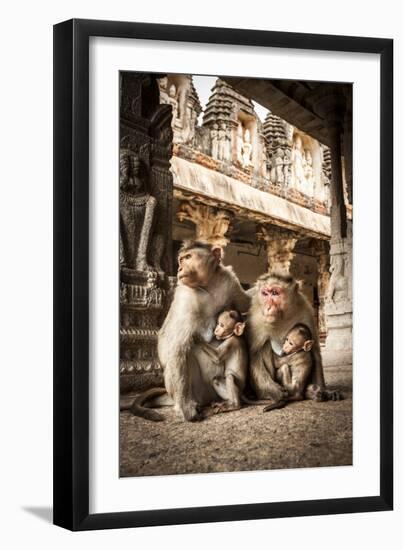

left=119, top=72, right=175, bottom=394
left=307, top=89, right=352, bottom=367
left=177, top=201, right=233, bottom=248
left=322, top=222, right=353, bottom=367
left=312, top=240, right=331, bottom=341
left=327, top=116, right=348, bottom=240
left=257, top=226, right=298, bottom=275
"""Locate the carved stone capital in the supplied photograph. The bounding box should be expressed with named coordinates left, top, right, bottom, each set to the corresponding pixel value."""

left=177, top=201, right=233, bottom=247
left=257, top=226, right=298, bottom=274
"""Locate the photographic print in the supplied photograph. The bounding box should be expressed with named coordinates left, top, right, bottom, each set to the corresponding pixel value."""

left=53, top=20, right=393, bottom=529
left=119, top=72, right=352, bottom=478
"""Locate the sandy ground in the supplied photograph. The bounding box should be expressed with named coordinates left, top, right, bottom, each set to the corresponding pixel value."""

left=120, top=366, right=352, bottom=477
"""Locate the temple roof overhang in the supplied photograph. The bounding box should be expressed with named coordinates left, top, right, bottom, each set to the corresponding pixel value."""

left=171, top=156, right=330, bottom=239
left=224, top=78, right=352, bottom=149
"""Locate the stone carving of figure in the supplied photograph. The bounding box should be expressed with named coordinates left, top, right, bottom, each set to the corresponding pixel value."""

left=327, top=254, right=348, bottom=304
left=283, top=148, right=292, bottom=185
left=158, top=76, right=169, bottom=105
left=225, top=126, right=231, bottom=161
left=271, top=148, right=285, bottom=184
left=303, top=149, right=314, bottom=195
left=236, top=123, right=244, bottom=164
left=266, top=155, right=272, bottom=182
left=241, top=129, right=253, bottom=168
left=210, top=123, right=219, bottom=159
left=168, top=84, right=179, bottom=123
left=187, top=109, right=197, bottom=143
left=119, top=149, right=156, bottom=272
left=292, top=135, right=306, bottom=191
left=218, top=122, right=228, bottom=161
left=319, top=172, right=330, bottom=205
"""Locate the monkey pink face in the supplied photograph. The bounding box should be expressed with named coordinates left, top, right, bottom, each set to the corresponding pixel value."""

left=259, top=284, right=288, bottom=321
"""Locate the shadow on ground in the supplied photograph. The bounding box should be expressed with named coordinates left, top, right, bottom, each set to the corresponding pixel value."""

left=120, top=366, right=352, bottom=477
left=22, top=507, right=53, bottom=523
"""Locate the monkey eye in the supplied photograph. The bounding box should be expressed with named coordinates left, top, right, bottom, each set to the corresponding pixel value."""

left=271, top=289, right=279, bottom=296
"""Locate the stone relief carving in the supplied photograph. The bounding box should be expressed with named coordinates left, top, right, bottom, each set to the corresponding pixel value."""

left=158, top=75, right=202, bottom=146
left=218, top=122, right=230, bottom=161
left=258, top=225, right=298, bottom=275
left=177, top=201, right=233, bottom=248
left=119, top=149, right=156, bottom=272
left=211, top=123, right=219, bottom=159
left=327, top=254, right=348, bottom=304
left=283, top=148, right=292, bottom=185
left=236, top=123, right=244, bottom=164
left=292, top=135, right=306, bottom=191
left=159, top=76, right=332, bottom=209
left=271, top=148, right=285, bottom=184
left=241, top=128, right=253, bottom=168
left=168, top=84, right=179, bottom=124
left=119, top=72, right=174, bottom=393
left=303, top=149, right=314, bottom=195
left=158, top=76, right=170, bottom=105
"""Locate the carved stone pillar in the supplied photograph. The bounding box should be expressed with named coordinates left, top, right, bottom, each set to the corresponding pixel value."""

left=327, top=118, right=348, bottom=240
left=312, top=240, right=331, bottom=340
left=258, top=226, right=298, bottom=275
left=343, top=86, right=353, bottom=205
left=177, top=201, right=233, bottom=248
left=306, top=90, right=352, bottom=367
left=119, top=72, right=174, bottom=394
left=321, top=222, right=353, bottom=367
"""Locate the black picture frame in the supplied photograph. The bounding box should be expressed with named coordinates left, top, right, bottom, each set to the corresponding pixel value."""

left=53, top=18, right=393, bottom=531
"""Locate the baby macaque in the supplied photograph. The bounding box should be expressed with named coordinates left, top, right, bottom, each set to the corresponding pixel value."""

left=273, top=323, right=314, bottom=402
left=204, top=309, right=248, bottom=413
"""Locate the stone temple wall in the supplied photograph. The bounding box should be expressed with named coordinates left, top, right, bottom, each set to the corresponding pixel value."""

left=158, top=75, right=333, bottom=217
left=161, top=74, right=352, bottom=368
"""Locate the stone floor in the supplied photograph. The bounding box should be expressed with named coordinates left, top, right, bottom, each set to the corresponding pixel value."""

left=120, top=366, right=352, bottom=477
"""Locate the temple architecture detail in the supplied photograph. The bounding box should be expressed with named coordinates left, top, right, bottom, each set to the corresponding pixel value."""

left=257, top=226, right=298, bottom=274
left=119, top=72, right=175, bottom=393
left=166, top=75, right=352, bottom=367
left=177, top=201, right=233, bottom=248
left=119, top=72, right=353, bottom=395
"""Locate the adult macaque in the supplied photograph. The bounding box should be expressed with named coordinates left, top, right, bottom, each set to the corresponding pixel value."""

left=248, top=272, right=342, bottom=408
left=129, top=241, right=251, bottom=422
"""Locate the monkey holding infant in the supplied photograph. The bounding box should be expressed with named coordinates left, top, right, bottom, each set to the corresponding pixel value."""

left=127, top=241, right=250, bottom=422
left=126, top=245, right=342, bottom=422
left=248, top=272, right=343, bottom=409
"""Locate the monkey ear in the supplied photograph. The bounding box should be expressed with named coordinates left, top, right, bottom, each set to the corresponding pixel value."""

left=234, top=322, right=246, bottom=336
left=211, top=246, right=223, bottom=263
left=303, top=339, right=314, bottom=352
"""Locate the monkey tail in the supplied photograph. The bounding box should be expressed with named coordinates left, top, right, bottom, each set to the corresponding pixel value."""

left=262, top=399, right=288, bottom=412
left=241, top=395, right=275, bottom=406
left=122, top=388, right=168, bottom=422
